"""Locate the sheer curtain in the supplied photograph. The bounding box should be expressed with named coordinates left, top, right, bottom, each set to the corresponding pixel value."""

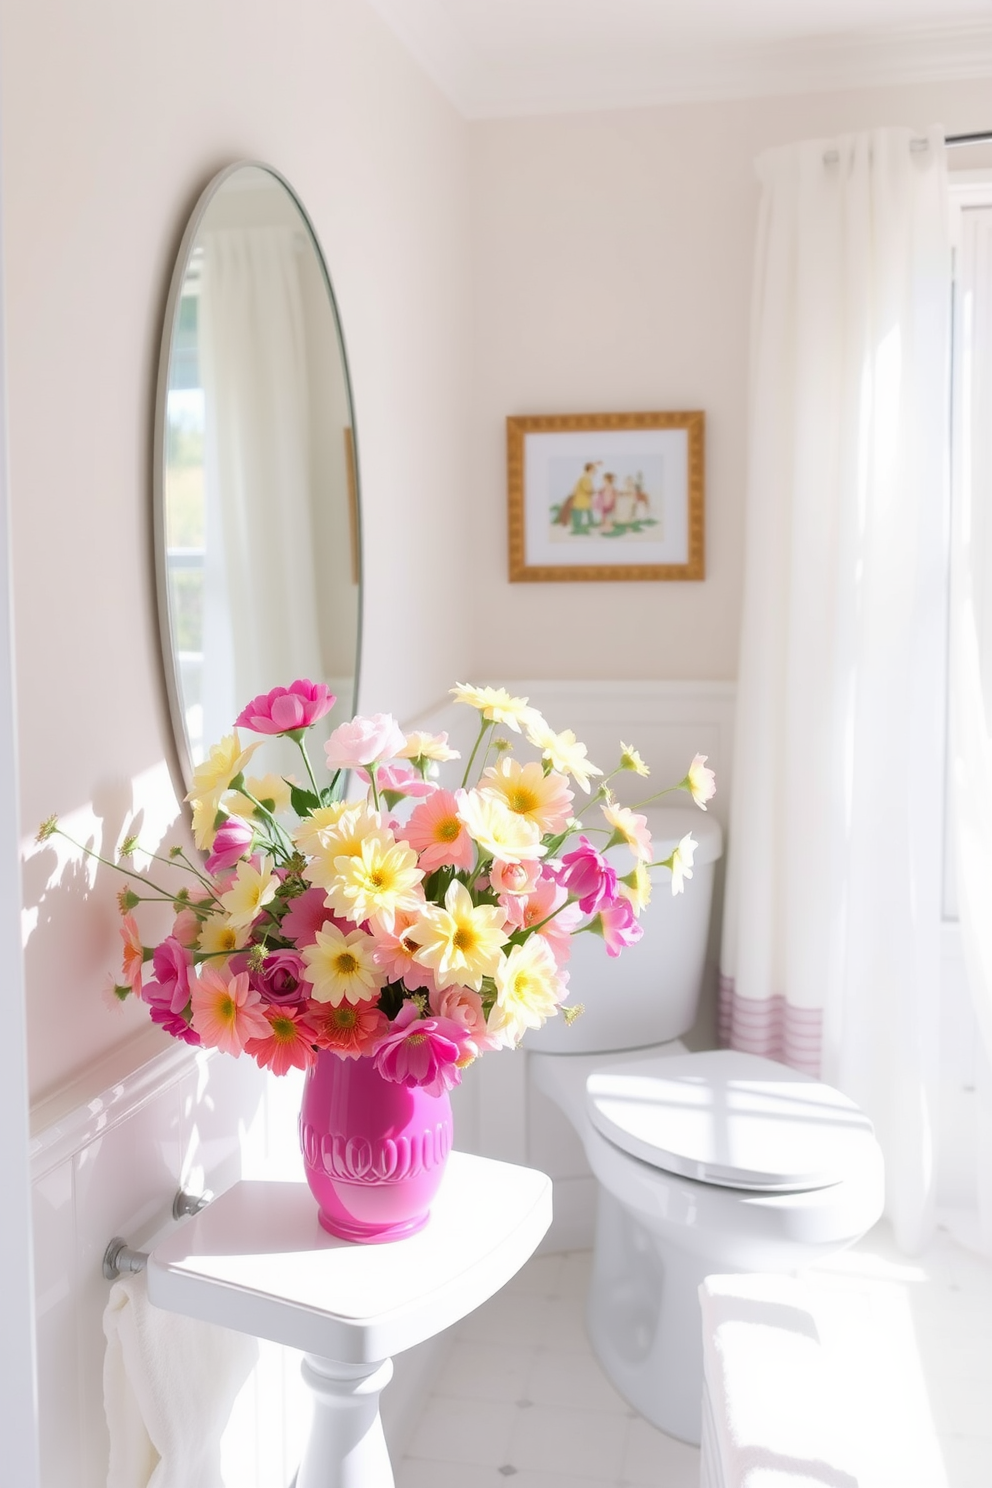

left=199, top=225, right=323, bottom=748
left=720, top=128, right=950, bottom=1252
left=949, top=201, right=992, bottom=1255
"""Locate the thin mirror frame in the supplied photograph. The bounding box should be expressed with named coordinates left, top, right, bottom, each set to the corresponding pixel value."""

left=152, top=159, right=363, bottom=795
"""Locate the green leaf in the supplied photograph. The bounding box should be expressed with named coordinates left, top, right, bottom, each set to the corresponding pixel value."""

left=290, top=785, right=320, bottom=817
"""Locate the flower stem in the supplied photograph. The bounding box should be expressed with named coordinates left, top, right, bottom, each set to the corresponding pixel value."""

left=238, top=789, right=295, bottom=859
left=296, top=735, right=322, bottom=798
left=50, top=828, right=177, bottom=901
left=460, top=718, right=493, bottom=789
left=629, top=783, right=682, bottom=810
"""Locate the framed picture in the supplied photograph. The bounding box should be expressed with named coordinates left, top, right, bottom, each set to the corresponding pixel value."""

left=507, top=411, right=704, bottom=582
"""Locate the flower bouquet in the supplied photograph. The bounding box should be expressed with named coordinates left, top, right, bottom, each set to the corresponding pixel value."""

left=40, top=679, right=714, bottom=1239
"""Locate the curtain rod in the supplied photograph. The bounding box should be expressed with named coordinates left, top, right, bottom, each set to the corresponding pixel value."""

left=823, top=130, right=992, bottom=165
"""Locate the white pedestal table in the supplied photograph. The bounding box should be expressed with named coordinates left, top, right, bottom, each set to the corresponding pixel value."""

left=147, top=1151, right=552, bottom=1487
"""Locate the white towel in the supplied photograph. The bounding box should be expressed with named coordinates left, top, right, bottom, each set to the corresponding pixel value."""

left=103, top=1272, right=258, bottom=1488
left=699, top=1274, right=860, bottom=1488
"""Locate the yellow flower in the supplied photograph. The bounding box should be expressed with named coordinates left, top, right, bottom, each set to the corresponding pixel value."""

left=451, top=683, right=544, bottom=735
left=292, top=800, right=360, bottom=857
left=413, top=880, right=508, bottom=990
left=619, top=742, right=650, bottom=777
left=323, top=836, right=425, bottom=930
left=301, top=924, right=384, bottom=1006
left=664, top=833, right=697, bottom=896
left=186, top=733, right=261, bottom=845
left=682, top=754, right=716, bottom=810
left=602, top=803, right=652, bottom=862
left=480, top=757, right=573, bottom=835
left=189, top=797, right=222, bottom=853
left=488, top=937, right=564, bottom=1048
left=228, top=772, right=294, bottom=820
left=618, top=861, right=652, bottom=916
left=457, top=789, right=547, bottom=865
left=398, top=730, right=460, bottom=763
left=218, top=855, right=278, bottom=930
left=303, top=805, right=389, bottom=889
left=524, top=722, right=603, bottom=794
left=198, top=918, right=250, bottom=955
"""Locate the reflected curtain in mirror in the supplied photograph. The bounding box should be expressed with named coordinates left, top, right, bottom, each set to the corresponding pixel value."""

left=157, top=163, right=361, bottom=785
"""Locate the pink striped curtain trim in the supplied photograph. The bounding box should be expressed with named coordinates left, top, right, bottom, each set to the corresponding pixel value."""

left=718, top=974, right=823, bottom=1077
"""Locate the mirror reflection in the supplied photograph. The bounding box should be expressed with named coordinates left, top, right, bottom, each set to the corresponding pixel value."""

left=156, top=163, right=360, bottom=782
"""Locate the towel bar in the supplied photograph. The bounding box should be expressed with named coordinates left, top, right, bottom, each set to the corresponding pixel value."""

left=102, top=1189, right=213, bottom=1280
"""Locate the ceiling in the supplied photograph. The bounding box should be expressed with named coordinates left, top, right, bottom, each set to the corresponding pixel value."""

left=364, top=0, right=992, bottom=117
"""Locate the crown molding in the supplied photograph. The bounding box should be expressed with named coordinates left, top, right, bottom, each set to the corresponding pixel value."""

left=366, top=5, right=992, bottom=120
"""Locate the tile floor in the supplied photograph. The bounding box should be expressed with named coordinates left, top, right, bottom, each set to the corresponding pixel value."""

left=396, top=1222, right=992, bottom=1488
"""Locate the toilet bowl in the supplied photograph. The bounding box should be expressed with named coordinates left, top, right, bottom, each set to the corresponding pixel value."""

left=525, top=805, right=885, bottom=1445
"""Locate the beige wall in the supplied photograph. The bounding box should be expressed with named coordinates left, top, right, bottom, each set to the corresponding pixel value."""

left=3, top=0, right=475, bottom=1100
left=468, top=80, right=992, bottom=684
left=6, top=0, right=991, bottom=1105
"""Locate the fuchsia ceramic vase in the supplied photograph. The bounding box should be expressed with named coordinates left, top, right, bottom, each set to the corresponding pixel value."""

left=299, top=1051, right=453, bottom=1242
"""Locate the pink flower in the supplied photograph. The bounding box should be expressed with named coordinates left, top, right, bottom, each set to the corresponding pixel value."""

left=404, top=789, right=476, bottom=872
left=428, top=984, right=496, bottom=1059
left=373, top=1001, right=470, bottom=1096
left=489, top=858, right=541, bottom=897
left=141, top=936, right=194, bottom=1015
left=251, top=948, right=309, bottom=1007
left=244, top=1005, right=319, bottom=1075
left=502, top=875, right=582, bottom=968
left=205, top=815, right=254, bottom=874
left=149, top=1003, right=202, bottom=1045
left=171, top=906, right=201, bottom=947
left=555, top=836, right=618, bottom=914
left=236, top=680, right=336, bottom=737
left=190, top=965, right=271, bottom=1056
left=308, top=999, right=389, bottom=1059
left=597, top=897, right=644, bottom=957
left=357, top=763, right=438, bottom=799
left=120, top=914, right=145, bottom=995
left=324, top=713, right=406, bottom=770
left=370, top=909, right=437, bottom=992
left=281, top=887, right=347, bottom=947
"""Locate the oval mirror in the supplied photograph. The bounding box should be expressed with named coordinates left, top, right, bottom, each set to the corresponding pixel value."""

left=154, top=162, right=361, bottom=789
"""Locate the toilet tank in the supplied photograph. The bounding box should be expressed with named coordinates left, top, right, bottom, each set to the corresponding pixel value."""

left=524, top=805, right=723, bottom=1055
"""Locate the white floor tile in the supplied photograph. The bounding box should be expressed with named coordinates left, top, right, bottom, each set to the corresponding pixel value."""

left=396, top=1458, right=508, bottom=1487
left=508, top=1402, right=628, bottom=1480
left=405, top=1393, right=516, bottom=1468
left=400, top=1228, right=992, bottom=1488
left=621, top=1417, right=699, bottom=1488
left=434, top=1338, right=535, bottom=1404
left=525, top=1346, right=630, bottom=1414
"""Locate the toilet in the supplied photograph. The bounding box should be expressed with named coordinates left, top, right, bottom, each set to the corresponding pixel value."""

left=527, top=804, right=884, bottom=1445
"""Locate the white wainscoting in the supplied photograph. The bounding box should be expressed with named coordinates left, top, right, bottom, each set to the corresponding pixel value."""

left=407, top=679, right=738, bottom=1252
left=30, top=1026, right=448, bottom=1488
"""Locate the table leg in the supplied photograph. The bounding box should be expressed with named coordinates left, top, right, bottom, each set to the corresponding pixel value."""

left=296, top=1354, right=395, bottom=1488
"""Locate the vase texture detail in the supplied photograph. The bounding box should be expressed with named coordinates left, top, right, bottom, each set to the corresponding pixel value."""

left=300, top=1050, right=453, bottom=1242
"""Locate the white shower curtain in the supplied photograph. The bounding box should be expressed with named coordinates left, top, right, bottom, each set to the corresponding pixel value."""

left=948, top=202, right=992, bottom=1255
left=199, top=225, right=324, bottom=747
left=720, top=127, right=950, bottom=1252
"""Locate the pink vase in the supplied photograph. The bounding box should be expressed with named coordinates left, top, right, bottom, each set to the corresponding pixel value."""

left=299, top=1051, right=453, bottom=1242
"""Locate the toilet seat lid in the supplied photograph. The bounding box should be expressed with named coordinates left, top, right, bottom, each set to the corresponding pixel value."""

left=585, top=1049, right=876, bottom=1192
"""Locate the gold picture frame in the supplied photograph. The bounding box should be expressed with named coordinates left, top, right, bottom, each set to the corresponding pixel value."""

left=507, top=411, right=705, bottom=582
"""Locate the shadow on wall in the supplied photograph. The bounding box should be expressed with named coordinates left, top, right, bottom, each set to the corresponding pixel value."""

left=21, top=766, right=192, bottom=1101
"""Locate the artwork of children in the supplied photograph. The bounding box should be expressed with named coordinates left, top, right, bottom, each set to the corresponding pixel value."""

left=549, top=455, right=663, bottom=543
left=507, top=412, right=703, bottom=582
